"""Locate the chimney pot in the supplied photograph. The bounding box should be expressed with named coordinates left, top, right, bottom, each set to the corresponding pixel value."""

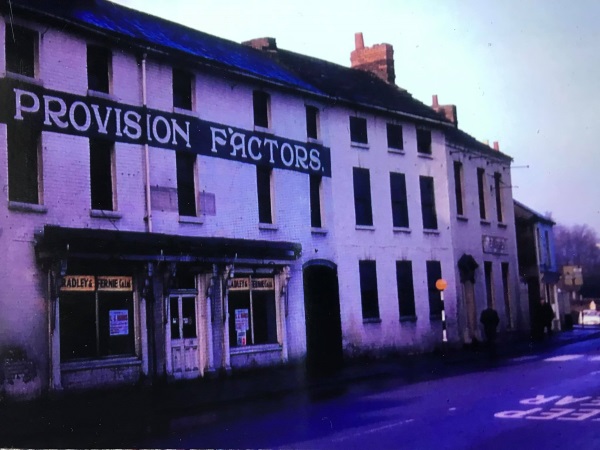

left=355, top=32, right=365, bottom=50
left=432, top=95, right=439, bottom=108
left=493, top=141, right=500, bottom=151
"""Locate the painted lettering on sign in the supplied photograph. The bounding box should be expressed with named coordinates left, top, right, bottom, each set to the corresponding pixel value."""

left=495, top=395, right=600, bottom=422
left=61, top=275, right=96, bottom=291
left=0, top=78, right=331, bottom=177
left=229, top=278, right=250, bottom=291
left=251, top=278, right=275, bottom=290
left=482, top=235, right=508, bottom=255
left=97, top=276, right=133, bottom=292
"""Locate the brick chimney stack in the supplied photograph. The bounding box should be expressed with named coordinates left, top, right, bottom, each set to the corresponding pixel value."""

left=431, top=94, right=458, bottom=127
left=350, top=32, right=396, bottom=84
left=242, top=37, right=278, bottom=52
left=493, top=141, right=500, bottom=151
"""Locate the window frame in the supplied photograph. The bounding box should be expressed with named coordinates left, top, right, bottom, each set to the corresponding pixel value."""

left=306, top=105, right=319, bottom=140
left=426, top=260, right=443, bottom=319
left=501, top=262, right=512, bottom=328
left=349, top=116, right=368, bottom=145
left=7, top=125, right=42, bottom=205
left=173, top=67, right=194, bottom=111
left=453, top=161, right=465, bottom=216
left=484, top=261, right=495, bottom=308
left=257, top=166, right=274, bottom=224
left=176, top=151, right=198, bottom=217
left=419, top=175, right=438, bottom=230
left=353, top=167, right=373, bottom=226
left=416, top=128, right=432, bottom=155
left=359, top=260, right=380, bottom=321
left=5, top=25, right=38, bottom=79
left=477, top=168, right=487, bottom=220
left=253, top=91, right=271, bottom=129
left=494, top=172, right=503, bottom=222
left=90, top=138, right=116, bottom=212
left=309, top=174, right=323, bottom=228
left=386, top=123, right=404, bottom=150
left=396, top=261, right=416, bottom=319
left=390, top=172, right=409, bottom=228
left=87, top=44, right=112, bottom=94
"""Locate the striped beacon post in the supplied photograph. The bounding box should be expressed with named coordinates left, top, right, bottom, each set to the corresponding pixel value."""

left=435, top=279, right=448, bottom=343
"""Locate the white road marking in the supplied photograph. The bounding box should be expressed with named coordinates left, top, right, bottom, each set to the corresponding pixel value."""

left=511, top=356, right=538, bottom=362
left=331, top=419, right=414, bottom=442
left=544, top=354, right=584, bottom=362
left=589, top=356, right=600, bottom=362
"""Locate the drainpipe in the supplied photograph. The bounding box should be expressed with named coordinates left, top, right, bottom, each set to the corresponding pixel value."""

left=142, top=52, right=152, bottom=233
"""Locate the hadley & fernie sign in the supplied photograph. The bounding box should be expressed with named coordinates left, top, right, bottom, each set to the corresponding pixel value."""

left=0, top=78, right=331, bottom=177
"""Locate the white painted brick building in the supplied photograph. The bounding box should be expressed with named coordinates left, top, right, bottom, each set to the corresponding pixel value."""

left=0, top=0, right=524, bottom=400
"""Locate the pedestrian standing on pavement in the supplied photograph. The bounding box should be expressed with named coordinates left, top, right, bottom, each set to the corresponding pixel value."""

left=480, top=306, right=500, bottom=356
left=541, top=300, right=554, bottom=336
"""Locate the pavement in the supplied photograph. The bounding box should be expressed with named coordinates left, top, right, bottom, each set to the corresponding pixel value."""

left=1, top=326, right=599, bottom=447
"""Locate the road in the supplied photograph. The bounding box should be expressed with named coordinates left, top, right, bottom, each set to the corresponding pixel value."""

left=142, top=338, right=600, bottom=449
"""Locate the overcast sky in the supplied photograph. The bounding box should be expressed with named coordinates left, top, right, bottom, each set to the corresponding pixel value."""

left=113, top=0, right=600, bottom=233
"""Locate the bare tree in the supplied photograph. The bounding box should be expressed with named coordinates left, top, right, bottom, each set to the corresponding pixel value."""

left=554, top=224, right=600, bottom=269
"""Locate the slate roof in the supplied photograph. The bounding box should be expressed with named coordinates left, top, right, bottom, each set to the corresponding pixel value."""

left=514, top=200, right=555, bottom=226
left=4, top=0, right=448, bottom=124
left=445, top=126, right=512, bottom=161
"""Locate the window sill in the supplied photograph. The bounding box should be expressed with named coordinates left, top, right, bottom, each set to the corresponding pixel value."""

left=259, top=223, right=278, bottom=231
left=423, top=229, right=440, bottom=235
left=393, top=227, right=411, bottom=234
left=254, top=125, right=273, bottom=134
left=363, top=317, right=382, bottom=324
left=417, top=152, right=434, bottom=159
left=457, top=215, right=468, bottom=222
left=179, top=215, right=204, bottom=225
left=173, top=106, right=197, bottom=117
left=230, top=343, right=282, bottom=355
left=307, top=137, right=322, bottom=145
left=400, top=316, right=417, bottom=323
left=388, top=148, right=405, bottom=155
left=311, top=227, right=328, bottom=235
left=87, top=89, right=118, bottom=101
left=355, top=225, right=375, bottom=231
left=6, top=71, right=43, bottom=86
left=480, top=219, right=491, bottom=226
left=498, top=222, right=508, bottom=229
left=90, top=209, right=122, bottom=220
left=8, top=201, right=47, bottom=214
left=351, top=142, right=370, bottom=150
left=62, top=356, right=141, bottom=372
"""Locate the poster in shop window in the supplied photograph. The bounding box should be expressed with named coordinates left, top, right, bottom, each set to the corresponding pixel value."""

left=109, top=309, right=129, bottom=336
left=235, top=309, right=249, bottom=346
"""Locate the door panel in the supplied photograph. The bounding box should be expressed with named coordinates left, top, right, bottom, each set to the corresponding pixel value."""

left=168, top=295, right=200, bottom=379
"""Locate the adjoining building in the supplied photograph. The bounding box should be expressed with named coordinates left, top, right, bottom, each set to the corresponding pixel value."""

left=0, top=0, right=525, bottom=400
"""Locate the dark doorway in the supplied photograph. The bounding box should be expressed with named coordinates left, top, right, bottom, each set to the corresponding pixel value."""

left=527, top=277, right=542, bottom=338
left=303, top=262, right=343, bottom=374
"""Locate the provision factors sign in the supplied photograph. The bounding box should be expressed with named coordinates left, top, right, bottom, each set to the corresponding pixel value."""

left=0, top=78, right=331, bottom=177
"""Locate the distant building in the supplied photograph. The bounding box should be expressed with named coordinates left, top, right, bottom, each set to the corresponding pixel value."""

left=0, top=0, right=526, bottom=400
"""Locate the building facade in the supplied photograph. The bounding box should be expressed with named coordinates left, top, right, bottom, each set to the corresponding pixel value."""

left=0, top=0, right=524, bottom=400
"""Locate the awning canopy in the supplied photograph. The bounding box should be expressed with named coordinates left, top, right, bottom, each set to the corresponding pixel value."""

left=36, top=225, right=301, bottom=264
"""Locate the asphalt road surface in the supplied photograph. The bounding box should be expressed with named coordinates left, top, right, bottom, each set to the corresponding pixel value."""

left=142, top=338, right=600, bottom=449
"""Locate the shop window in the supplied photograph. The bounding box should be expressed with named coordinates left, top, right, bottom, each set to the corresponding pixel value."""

left=353, top=167, right=373, bottom=226
left=228, top=277, right=277, bottom=347
left=416, top=128, right=432, bottom=155
left=359, top=260, right=379, bottom=320
left=90, top=138, right=115, bottom=211
left=7, top=125, right=41, bottom=204
left=387, top=123, right=403, bottom=150
left=390, top=172, right=409, bottom=228
left=253, top=91, right=270, bottom=128
left=349, top=117, right=368, bottom=144
left=310, top=174, right=322, bottom=228
left=426, top=260, right=443, bottom=319
left=5, top=25, right=37, bottom=78
left=485, top=261, right=494, bottom=308
left=176, top=152, right=197, bottom=217
left=306, top=105, right=319, bottom=140
left=494, top=172, right=503, bottom=222
left=419, top=176, right=438, bottom=230
left=257, top=166, right=273, bottom=224
left=396, top=261, right=416, bottom=318
left=477, top=168, right=487, bottom=220
left=60, top=275, right=135, bottom=361
left=87, top=44, right=112, bottom=94
left=173, top=68, right=194, bottom=110
left=454, top=161, right=464, bottom=216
